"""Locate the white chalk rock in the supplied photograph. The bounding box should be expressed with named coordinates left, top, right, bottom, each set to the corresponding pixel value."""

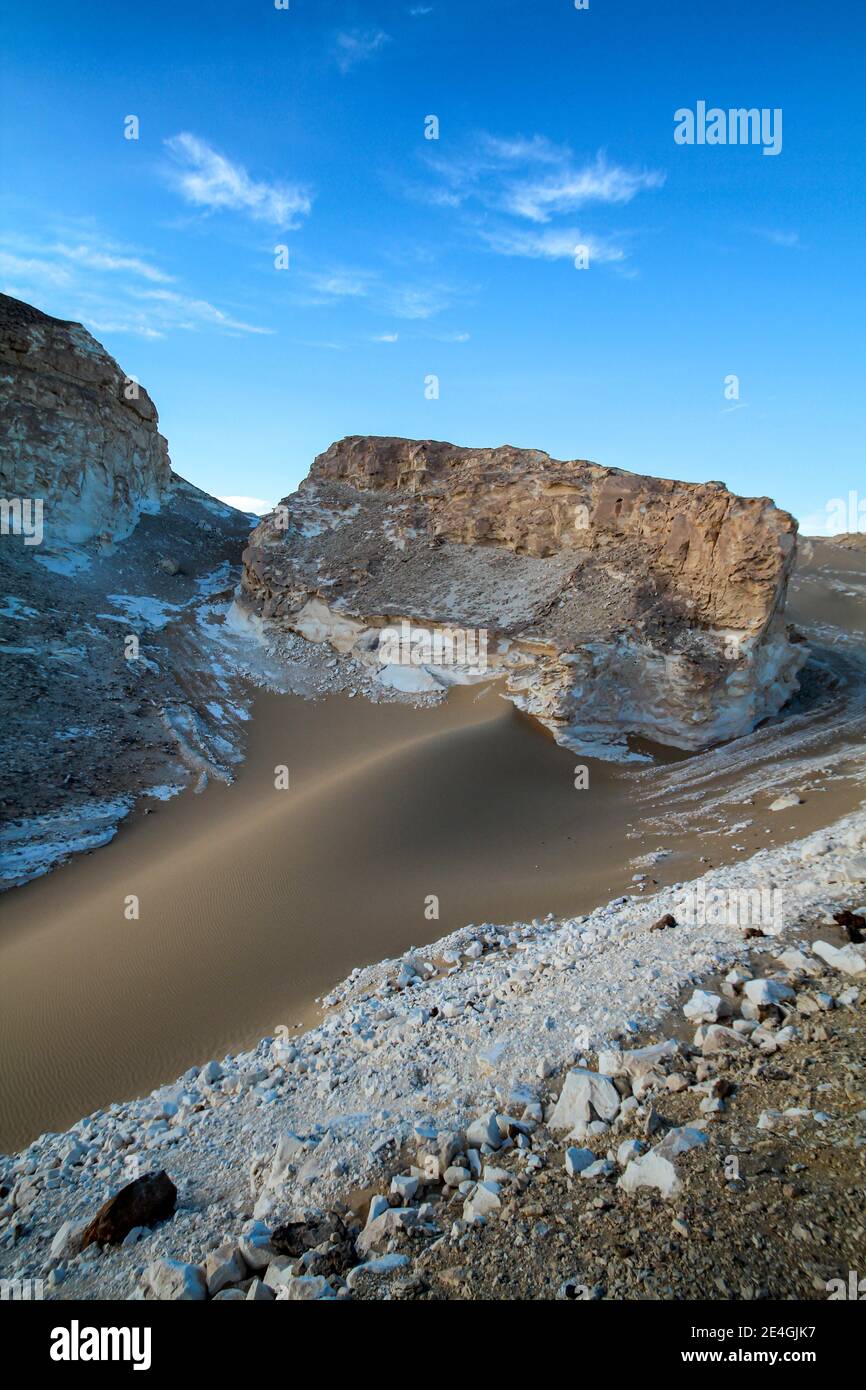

left=616, top=1139, right=645, bottom=1166
left=205, top=1242, right=247, bottom=1296
left=275, top=1275, right=337, bottom=1300
left=812, top=940, right=866, bottom=977
left=465, top=1112, right=502, bottom=1149
left=564, top=1146, right=595, bottom=1176
left=683, top=990, right=730, bottom=1024
left=346, top=1254, right=410, bottom=1289
left=744, top=978, right=795, bottom=1007
left=49, top=1219, right=84, bottom=1262
left=774, top=948, right=817, bottom=975
left=598, top=1039, right=678, bottom=1079
left=548, top=1068, right=620, bottom=1132
left=390, top=1174, right=419, bottom=1202
left=356, top=1206, right=419, bottom=1257
left=701, top=1025, right=748, bottom=1055
left=238, top=1221, right=278, bottom=1272
left=618, top=1126, right=708, bottom=1199
left=580, top=1158, right=615, bottom=1180
left=144, top=1258, right=207, bottom=1301
left=463, top=1180, right=501, bottom=1222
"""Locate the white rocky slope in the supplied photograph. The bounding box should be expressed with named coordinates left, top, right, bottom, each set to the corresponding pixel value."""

left=1, top=803, right=864, bottom=1299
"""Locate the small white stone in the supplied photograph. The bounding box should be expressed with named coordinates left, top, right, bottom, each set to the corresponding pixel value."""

left=390, top=1174, right=419, bottom=1201
left=684, top=990, right=730, bottom=1024
left=463, top=1181, right=501, bottom=1222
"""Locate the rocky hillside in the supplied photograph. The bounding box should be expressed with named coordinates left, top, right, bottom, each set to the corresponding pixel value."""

left=239, top=436, right=806, bottom=753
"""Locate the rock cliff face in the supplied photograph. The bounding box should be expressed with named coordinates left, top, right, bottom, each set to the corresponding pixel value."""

left=239, top=436, right=806, bottom=753
left=0, top=295, right=172, bottom=546
left=0, top=294, right=254, bottom=888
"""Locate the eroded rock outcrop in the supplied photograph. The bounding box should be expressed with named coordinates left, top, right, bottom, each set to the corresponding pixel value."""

left=0, top=295, right=254, bottom=888
left=239, top=436, right=806, bottom=752
left=0, top=294, right=172, bottom=547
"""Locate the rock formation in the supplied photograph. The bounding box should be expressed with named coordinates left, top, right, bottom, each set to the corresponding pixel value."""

left=0, top=294, right=253, bottom=888
left=239, top=436, right=806, bottom=752
left=0, top=295, right=172, bottom=547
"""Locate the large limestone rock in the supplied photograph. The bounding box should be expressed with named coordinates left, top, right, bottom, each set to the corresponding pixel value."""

left=238, top=436, right=806, bottom=752
left=0, top=294, right=172, bottom=547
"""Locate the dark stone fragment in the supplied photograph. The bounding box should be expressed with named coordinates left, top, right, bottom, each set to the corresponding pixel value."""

left=80, top=1170, right=177, bottom=1249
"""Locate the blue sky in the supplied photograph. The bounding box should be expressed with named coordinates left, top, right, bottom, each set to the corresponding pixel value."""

left=1, top=0, right=864, bottom=531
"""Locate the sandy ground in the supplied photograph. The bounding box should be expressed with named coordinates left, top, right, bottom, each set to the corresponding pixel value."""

left=1, top=536, right=865, bottom=1152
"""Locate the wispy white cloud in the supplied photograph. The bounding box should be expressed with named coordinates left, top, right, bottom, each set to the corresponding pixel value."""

left=480, top=133, right=564, bottom=166
left=297, top=264, right=458, bottom=320
left=0, top=230, right=272, bottom=338
left=752, top=227, right=802, bottom=249
left=0, top=250, right=73, bottom=287
left=303, top=269, right=377, bottom=302
left=131, top=288, right=274, bottom=335
left=503, top=153, right=665, bottom=223
left=423, top=135, right=663, bottom=222
left=0, top=241, right=173, bottom=290
left=413, top=133, right=662, bottom=276
left=51, top=242, right=174, bottom=282
left=333, top=29, right=391, bottom=74
left=372, top=331, right=399, bottom=342
left=478, top=225, right=627, bottom=265
left=164, top=133, right=312, bottom=229
left=386, top=284, right=452, bottom=319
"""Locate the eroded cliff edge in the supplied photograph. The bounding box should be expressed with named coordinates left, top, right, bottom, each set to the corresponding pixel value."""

left=238, top=436, right=807, bottom=753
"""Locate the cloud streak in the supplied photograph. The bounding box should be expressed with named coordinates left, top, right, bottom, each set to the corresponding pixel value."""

left=296, top=263, right=459, bottom=320
left=164, top=133, right=312, bottom=229
left=333, top=29, right=391, bottom=74
left=51, top=242, right=174, bottom=283
left=503, top=154, right=665, bottom=223
left=478, top=225, right=627, bottom=265
left=0, top=231, right=272, bottom=338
